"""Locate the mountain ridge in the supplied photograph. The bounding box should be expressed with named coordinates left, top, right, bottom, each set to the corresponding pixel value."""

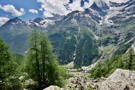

left=0, top=0, right=135, bottom=67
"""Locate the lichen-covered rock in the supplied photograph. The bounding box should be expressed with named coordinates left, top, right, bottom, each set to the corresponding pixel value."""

left=97, top=69, right=135, bottom=90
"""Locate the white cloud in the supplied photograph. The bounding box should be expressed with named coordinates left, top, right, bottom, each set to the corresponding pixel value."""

left=0, top=17, right=9, bottom=26
left=37, top=0, right=70, bottom=17
left=43, top=11, right=53, bottom=17
left=0, top=4, right=25, bottom=16
left=68, top=0, right=86, bottom=11
left=29, top=9, right=38, bottom=14
left=37, top=0, right=96, bottom=17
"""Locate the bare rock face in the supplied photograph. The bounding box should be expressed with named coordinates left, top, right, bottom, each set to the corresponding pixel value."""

left=97, top=69, right=135, bottom=90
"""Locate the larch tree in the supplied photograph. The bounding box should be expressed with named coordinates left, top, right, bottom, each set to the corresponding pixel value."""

left=22, top=30, right=67, bottom=89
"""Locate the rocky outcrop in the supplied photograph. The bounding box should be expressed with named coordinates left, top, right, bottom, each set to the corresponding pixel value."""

left=65, top=77, right=92, bottom=90
left=43, top=85, right=63, bottom=90
left=97, top=69, right=135, bottom=90
left=43, top=69, right=135, bottom=90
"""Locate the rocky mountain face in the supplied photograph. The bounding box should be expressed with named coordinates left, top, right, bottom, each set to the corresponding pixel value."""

left=0, top=0, right=135, bottom=67
left=0, top=16, right=62, bottom=54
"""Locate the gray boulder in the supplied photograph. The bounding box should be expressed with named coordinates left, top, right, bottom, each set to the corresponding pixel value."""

left=43, top=85, right=64, bottom=90
left=97, top=69, right=135, bottom=90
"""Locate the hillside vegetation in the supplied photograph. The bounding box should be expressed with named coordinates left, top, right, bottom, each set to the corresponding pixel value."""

left=90, top=48, right=135, bottom=78
left=0, top=31, right=68, bottom=90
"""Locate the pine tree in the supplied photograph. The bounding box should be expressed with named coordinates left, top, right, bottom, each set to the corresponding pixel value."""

left=90, top=63, right=103, bottom=78
left=0, top=39, right=16, bottom=81
left=123, top=48, right=134, bottom=70
left=128, top=49, right=134, bottom=70
left=22, top=30, right=67, bottom=89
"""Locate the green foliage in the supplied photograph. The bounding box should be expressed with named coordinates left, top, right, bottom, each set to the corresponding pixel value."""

left=68, top=88, right=76, bottom=90
left=14, top=54, right=24, bottom=65
left=86, top=87, right=93, bottom=90
left=0, top=39, right=22, bottom=90
left=21, top=30, right=67, bottom=89
left=0, top=39, right=17, bottom=80
left=0, top=77, right=22, bottom=90
left=90, top=48, right=135, bottom=78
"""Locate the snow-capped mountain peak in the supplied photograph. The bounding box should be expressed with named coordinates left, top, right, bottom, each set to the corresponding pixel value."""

left=33, top=18, right=56, bottom=28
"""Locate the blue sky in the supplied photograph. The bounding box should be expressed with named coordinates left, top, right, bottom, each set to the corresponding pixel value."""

left=0, top=0, right=96, bottom=22
left=0, top=0, right=42, bottom=20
